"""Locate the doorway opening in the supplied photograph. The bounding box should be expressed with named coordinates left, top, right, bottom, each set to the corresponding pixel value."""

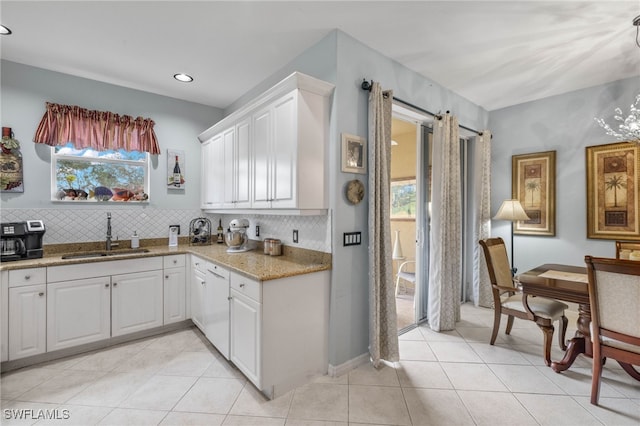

left=391, top=106, right=432, bottom=333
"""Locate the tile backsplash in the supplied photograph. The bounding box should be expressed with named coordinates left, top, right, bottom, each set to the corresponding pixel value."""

left=1, top=208, right=331, bottom=253
left=213, top=213, right=331, bottom=253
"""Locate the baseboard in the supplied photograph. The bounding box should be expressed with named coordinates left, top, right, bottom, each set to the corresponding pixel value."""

left=327, top=352, right=369, bottom=377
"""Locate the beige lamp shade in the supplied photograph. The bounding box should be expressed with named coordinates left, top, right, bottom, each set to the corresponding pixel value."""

left=494, top=199, right=530, bottom=221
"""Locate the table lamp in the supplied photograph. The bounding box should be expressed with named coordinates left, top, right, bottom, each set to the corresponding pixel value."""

left=493, top=199, right=530, bottom=275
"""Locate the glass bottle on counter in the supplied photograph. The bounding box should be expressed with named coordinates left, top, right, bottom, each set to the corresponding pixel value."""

left=217, top=219, right=224, bottom=244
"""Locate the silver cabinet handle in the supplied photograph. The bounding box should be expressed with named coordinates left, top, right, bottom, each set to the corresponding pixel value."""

left=208, top=270, right=226, bottom=280
left=25, top=275, right=31, bottom=280
left=173, top=259, right=177, bottom=264
left=165, top=275, right=169, bottom=279
left=113, top=283, right=118, bottom=287
left=105, top=284, right=109, bottom=288
left=38, top=292, right=44, bottom=296
left=239, top=283, right=245, bottom=288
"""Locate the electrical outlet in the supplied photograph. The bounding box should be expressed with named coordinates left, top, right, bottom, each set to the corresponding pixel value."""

left=255, top=225, right=260, bottom=237
left=293, top=229, right=299, bottom=243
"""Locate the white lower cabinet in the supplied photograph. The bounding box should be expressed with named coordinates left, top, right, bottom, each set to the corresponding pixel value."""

left=47, top=277, right=111, bottom=351
left=230, top=286, right=261, bottom=386
left=164, top=268, right=186, bottom=324
left=111, top=270, right=164, bottom=337
left=1, top=271, right=8, bottom=362
left=163, top=253, right=186, bottom=326
left=228, top=269, right=330, bottom=399
left=190, top=256, right=206, bottom=332
left=8, top=284, right=46, bottom=360
left=190, top=256, right=231, bottom=359
left=205, top=263, right=230, bottom=359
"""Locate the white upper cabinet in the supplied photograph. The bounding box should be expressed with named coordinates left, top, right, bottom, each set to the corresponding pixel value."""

left=252, top=106, right=272, bottom=208
left=199, top=72, right=334, bottom=214
left=200, top=137, right=215, bottom=209
left=223, top=118, right=251, bottom=209
left=252, top=91, right=297, bottom=209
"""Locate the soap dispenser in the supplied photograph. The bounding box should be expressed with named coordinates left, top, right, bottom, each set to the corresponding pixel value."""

left=131, top=231, right=140, bottom=249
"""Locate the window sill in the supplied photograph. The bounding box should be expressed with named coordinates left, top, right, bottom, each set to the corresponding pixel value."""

left=51, top=199, right=150, bottom=204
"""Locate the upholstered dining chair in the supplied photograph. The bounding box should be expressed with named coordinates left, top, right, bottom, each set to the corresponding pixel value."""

left=584, top=255, right=640, bottom=405
left=614, top=240, right=640, bottom=259
left=479, top=237, right=568, bottom=366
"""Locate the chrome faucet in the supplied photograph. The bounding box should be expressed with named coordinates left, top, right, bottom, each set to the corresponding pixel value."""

left=106, top=212, right=119, bottom=251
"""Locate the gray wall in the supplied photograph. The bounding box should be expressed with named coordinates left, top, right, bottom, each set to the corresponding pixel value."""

left=330, top=31, right=488, bottom=366
left=222, top=30, right=489, bottom=367
left=1, top=60, right=221, bottom=210
left=489, top=76, right=640, bottom=273
left=239, top=30, right=488, bottom=367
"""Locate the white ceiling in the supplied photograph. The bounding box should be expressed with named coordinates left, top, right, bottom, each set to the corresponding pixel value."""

left=2, top=1, right=639, bottom=111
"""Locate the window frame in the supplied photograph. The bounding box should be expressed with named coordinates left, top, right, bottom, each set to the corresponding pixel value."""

left=50, top=146, right=150, bottom=203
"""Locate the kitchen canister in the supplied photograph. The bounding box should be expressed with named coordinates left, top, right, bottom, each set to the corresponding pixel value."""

left=263, top=238, right=282, bottom=256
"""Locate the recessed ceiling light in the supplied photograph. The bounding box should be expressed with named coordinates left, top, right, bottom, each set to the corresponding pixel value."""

left=0, top=25, right=12, bottom=35
left=173, top=73, right=193, bottom=83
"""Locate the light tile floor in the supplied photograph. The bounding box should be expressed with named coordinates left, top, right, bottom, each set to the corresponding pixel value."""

left=1, top=303, right=639, bottom=425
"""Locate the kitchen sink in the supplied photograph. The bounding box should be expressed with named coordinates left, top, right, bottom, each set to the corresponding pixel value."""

left=61, top=248, right=150, bottom=259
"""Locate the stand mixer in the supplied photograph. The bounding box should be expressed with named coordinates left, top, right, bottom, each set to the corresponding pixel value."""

left=225, top=218, right=252, bottom=253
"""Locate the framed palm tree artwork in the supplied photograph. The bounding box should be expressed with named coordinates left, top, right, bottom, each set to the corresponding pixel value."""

left=586, top=142, right=640, bottom=240
left=511, top=150, right=556, bottom=236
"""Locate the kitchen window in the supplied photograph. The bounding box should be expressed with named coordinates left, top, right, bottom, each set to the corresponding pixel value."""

left=51, top=143, right=150, bottom=202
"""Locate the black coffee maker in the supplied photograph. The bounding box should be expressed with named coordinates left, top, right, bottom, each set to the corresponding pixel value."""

left=1, top=220, right=46, bottom=261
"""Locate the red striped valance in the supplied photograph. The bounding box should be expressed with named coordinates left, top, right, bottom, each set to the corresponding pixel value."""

left=33, top=102, right=160, bottom=154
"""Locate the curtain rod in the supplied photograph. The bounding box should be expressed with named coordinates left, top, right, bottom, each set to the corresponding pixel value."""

left=361, top=79, right=484, bottom=137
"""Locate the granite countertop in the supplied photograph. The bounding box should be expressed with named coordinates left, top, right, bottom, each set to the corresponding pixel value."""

left=0, top=240, right=331, bottom=282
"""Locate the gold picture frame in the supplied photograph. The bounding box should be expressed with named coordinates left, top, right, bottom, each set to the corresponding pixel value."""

left=341, top=133, right=367, bottom=174
left=586, top=142, right=640, bottom=240
left=512, top=150, right=556, bottom=236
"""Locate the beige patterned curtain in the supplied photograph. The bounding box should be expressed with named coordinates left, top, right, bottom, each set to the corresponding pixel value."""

left=428, top=113, right=462, bottom=331
left=368, top=82, right=399, bottom=366
left=472, top=131, right=493, bottom=307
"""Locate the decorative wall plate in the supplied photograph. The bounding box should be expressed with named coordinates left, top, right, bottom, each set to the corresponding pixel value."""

left=346, top=179, right=365, bottom=204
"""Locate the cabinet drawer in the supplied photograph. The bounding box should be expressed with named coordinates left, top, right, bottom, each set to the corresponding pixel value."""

left=164, top=254, right=185, bottom=269
left=206, top=262, right=229, bottom=280
left=47, top=257, right=162, bottom=283
left=230, top=272, right=261, bottom=303
left=8, top=268, right=46, bottom=287
left=191, top=255, right=207, bottom=274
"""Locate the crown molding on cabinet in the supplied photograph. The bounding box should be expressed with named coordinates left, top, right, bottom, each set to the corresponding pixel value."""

left=198, top=71, right=335, bottom=143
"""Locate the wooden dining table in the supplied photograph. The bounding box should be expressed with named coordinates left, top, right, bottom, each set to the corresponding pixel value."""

left=516, top=264, right=591, bottom=373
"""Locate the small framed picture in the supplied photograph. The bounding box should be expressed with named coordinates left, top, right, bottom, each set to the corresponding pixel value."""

left=167, top=149, right=185, bottom=190
left=341, top=133, right=367, bottom=174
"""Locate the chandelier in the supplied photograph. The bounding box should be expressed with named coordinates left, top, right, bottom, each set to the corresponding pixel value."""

left=594, top=94, right=640, bottom=144
left=594, top=15, right=640, bottom=144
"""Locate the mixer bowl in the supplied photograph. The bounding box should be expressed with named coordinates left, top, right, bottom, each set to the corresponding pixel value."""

left=225, top=230, right=247, bottom=249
